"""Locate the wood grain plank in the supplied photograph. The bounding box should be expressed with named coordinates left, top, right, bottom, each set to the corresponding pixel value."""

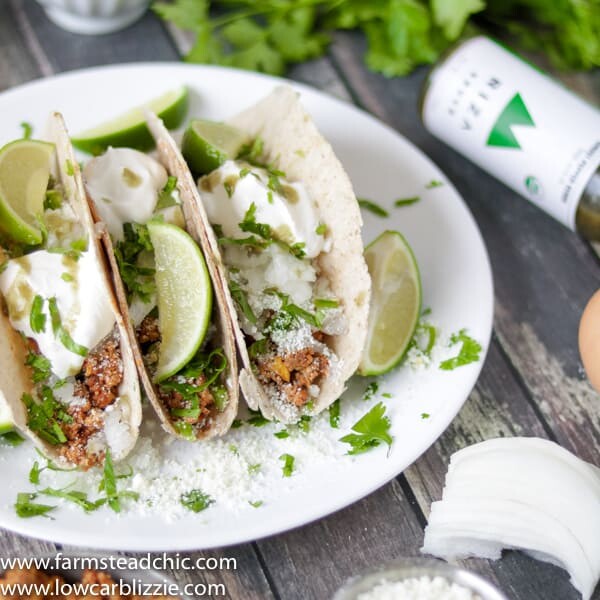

left=405, top=340, right=591, bottom=600
left=19, top=2, right=179, bottom=73
left=256, top=480, right=427, bottom=600
left=0, top=2, right=44, bottom=91
left=0, top=531, right=56, bottom=558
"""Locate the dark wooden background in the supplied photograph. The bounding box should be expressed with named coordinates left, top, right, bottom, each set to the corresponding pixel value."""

left=1, top=2, right=599, bottom=599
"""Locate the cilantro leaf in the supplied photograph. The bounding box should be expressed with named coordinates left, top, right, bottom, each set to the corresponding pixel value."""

left=20, top=122, right=33, bottom=139
left=15, top=493, right=56, bottom=519
left=279, top=453, right=295, bottom=477
left=439, top=329, right=482, bottom=370
left=153, top=0, right=600, bottom=78
left=329, top=398, right=340, bottom=428
left=358, top=198, right=389, bottom=218
left=339, top=401, right=393, bottom=455
left=1, top=431, right=25, bottom=447
left=156, top=176, right=180, bottom=209
left=114, top=223, right=155, bottom=304
left=431, top=0, right=484, bottom=39
left=180, top=489, right=214, bottom=513
left=48, top=297, right=88, bottom=357
left=29, top=295, right=46, bottom=334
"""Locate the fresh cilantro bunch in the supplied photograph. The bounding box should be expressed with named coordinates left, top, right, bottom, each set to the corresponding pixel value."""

left=154, top=0, right=599, bottom=77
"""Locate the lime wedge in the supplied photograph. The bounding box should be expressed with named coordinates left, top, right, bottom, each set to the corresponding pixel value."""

left=0, top=139, right=55, bottom=245
left=182, top=119, right=249, bottom=175
left=72, top=86, right=189, bottom=155
left=359, top=231, right=422, bottom=376
left=147, top=221, right=212, bottom=382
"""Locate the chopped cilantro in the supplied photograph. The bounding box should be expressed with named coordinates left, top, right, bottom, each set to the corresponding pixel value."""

left=114, top=222, right=155, bottom=304
left=229, top=279, right=257, bottom=324
left=156, top=176, right=179, bottom=209
left=29, top=295, right=46, bottom=334
left=15, top=492, right=55, bottom=519
left=421, top=412, right=430, bottom=419
left=426, top=180, right=444, bottom=189
left=231, top=419, right=243, bottom=429
left=20, top=122, right=33, bottom=139
left=23, top=390, right=70, bottom=446
left=339, top=402, right=393, bottom=455
left=65, top=160, right=75, bottom=176
left=0, top=431, right=25, bottom=447
left=297, top=415, right=311, bottom=433
left=249, top=500, right=263, bottom=508
left=61, top=273, right=74, bottom=282
left=439, top=329, right=482, bottom=370
left=358, top=198, right=389, bottom=218
left=382, top=392, right=393, bottom=399
left=29, top=461, right=42, bottom=484
left=274, top=430, right=289, bottom=439
left=238, top=202, right=306, bottom=259
left=48, top=297, right=88, bottom=357
left=394, top=196, right=420, bottom=207
left=279, top=453, right=295, bottom=477
left=228, top=444, right=239, bottom=455
left=161, top=348, right=229, bottom=424
left=173, top=421, right=195, bottom=440
left=363, top=381, right=379, bottom=401
left=38, top=487, right=105, bottom=513
left=238, top=137, right=264, bottom=164
left=44, top=189, right=63, bottom=210
left=247, top=409, right=269, bottom=427
left=265, top=289, right=327, bottom=330
left=239, top=167, right=251, bottom=178
left=315, top=223, right=327, bottom=235
left=98, top=449, right=139, bottom=513
left=329, top=399, right=340, bottom=428
left=248, top=463, right=261, bottom=475
left=25, top=351, right=51, bottom=383
left=249, top=338, right=269, bottom=358
left=180, top=489, right=214, bottom=513
left=314, top=298, right=339, bottom=309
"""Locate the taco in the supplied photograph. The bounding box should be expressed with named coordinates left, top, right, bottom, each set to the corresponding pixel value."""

left=0, top=113, right=141, bottom=469
left=81, top=129, right=238, bottom=441
left=171, top=86, right=371, bottom=424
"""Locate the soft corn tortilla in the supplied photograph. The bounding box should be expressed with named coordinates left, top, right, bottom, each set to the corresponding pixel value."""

left=0, top=113, right=142, bottom=466
left=228, top=86, right=371, bottom=419
left=89, top=111, right=239, bottom=440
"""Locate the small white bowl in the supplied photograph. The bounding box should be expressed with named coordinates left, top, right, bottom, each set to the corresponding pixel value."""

left=333, top=558, right=508, bottom=600
left=36, top=0, right=151, bottom=35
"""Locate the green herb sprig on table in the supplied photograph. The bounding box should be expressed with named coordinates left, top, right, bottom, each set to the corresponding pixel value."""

left=153, top=1, right=599, bottom=78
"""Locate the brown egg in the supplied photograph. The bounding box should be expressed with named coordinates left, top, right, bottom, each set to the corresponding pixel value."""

left=579, top=289, right=600, bottom=393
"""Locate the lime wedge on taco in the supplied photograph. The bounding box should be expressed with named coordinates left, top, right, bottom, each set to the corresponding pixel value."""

left=182, top=119, right=249, bottom=176
left=0, top=139, right=54, bottom=245
left=72, top=86, right=188, bottom=155
left=147, top=220, right=213, bottom=382
left=359, top=231, right=421, bottom=376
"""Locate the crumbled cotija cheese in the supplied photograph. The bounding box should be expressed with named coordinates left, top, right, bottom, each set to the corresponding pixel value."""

left=357, top=576, right=481, bottom=600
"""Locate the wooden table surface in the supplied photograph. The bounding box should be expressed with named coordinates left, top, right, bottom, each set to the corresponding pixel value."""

left=1, top=3, right=599, bottom=600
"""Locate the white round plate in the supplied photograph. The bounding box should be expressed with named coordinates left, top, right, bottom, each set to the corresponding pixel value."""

left=0, top=64, right=493, bottom=551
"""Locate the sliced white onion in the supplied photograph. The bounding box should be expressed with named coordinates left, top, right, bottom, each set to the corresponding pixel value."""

left=422, top=438, right=600, bottom=600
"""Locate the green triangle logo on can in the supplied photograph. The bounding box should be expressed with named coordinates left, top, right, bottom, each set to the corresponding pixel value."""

left=486, top=93, right=535, bottom=149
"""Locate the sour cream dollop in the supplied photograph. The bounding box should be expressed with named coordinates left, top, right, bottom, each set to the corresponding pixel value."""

left=0, top=250, right=115, bottom=378
left=84, top=148, right=168, bottom=241
left=199, top=160, right=326, bottom=259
